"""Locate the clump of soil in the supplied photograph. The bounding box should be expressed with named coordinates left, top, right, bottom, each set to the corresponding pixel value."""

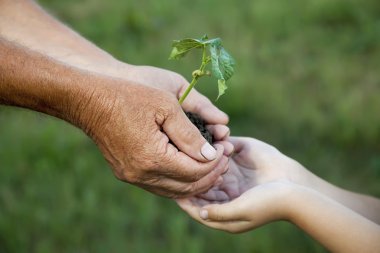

left=185, top=112, right=213, bottom=144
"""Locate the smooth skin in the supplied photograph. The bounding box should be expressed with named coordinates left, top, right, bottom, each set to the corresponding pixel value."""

left=177, top=137, right=380, bottom=252
left=0, top=0, right=233, bottom=198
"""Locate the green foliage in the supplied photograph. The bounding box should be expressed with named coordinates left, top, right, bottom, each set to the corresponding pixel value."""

left=1, top=0, right=380, bottom=252
left=169, top=35, right=235, bottom=101
left=169, top=38, right=204, bottom=60
left=209, top=45, right=235, bottom=99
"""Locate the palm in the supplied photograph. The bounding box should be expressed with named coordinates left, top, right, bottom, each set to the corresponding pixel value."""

left=194, top=137, right=296, bottom=204
left=196, top=159, right=256, bottom=203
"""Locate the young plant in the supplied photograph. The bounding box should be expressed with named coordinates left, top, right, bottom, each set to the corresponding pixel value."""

left=169, top=35, right=235, bottom=104
left=169, top=35, right=235, bottom=144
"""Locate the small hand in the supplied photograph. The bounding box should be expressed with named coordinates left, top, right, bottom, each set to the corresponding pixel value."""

left=176, top=136, right=302, bottom=232
left=177, top=181, right=295, bottom=233
left=197, top=136, right=301, bottom=202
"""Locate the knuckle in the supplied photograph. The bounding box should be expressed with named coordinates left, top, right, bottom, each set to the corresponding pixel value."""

left=189, top=181, right=200, bottom=193
left=144, top=160, right=161, bottom=173
left=213, top=210, right=223, bottom=221
left=191, top=169, right=204, bottom=181
left=114, top=167, right=139, bottom=184
left=156, top=99, right=178, bottom=121
left=180, top=183, right=194, bottom=195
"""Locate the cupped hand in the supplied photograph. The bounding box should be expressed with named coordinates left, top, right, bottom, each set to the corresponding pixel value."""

left=177, top=181, right=296, bottom=233
left=198, top=137, right=302, bottom=202
left=124, top=65, right=231, bottom=145
left=176, top=136, right=303, bottom=232
left=77, top=79, right=229, bottom=198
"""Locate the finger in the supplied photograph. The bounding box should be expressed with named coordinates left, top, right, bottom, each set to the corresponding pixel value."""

left=163, top=107, right=216, bottom=162
left=176, top=198, right=251, bottom=233
left=198, top=189, right=230, bottom=202
left=214, top=140, right=234, bottom=157
left=180, top=87, right=229, bottom=125
left=198, top=220, right=252, bottom=234
left=200, top=200, right=246, bottom=222
left=157, top=144, right=225, bottom=182
left=187, top=156, right=228, bottom=195
left=145, top=156, right=228, bottom=197
left=228, top=136, right=249, bottom=153
left=206, top=124, right=230, bottom=141
left=229, top=136, right=276, bottom=154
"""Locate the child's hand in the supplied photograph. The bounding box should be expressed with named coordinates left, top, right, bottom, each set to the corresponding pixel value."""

left=176, top=137, right=380, bottom=253
left=176, top=136, right=304, bottom=233
left=177, top=180, right=296, bottom=233
left=198, top=137, right=305, bottom=202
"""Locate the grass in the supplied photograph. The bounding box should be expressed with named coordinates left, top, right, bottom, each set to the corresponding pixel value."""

left=1, top=0, right=379, bottom=252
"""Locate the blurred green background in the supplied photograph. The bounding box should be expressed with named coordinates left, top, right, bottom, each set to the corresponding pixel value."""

left=1, top=0, right=380, bottom=252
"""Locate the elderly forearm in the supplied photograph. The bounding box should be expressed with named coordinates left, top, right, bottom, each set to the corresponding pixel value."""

left=0, top=37, right=118, bottom=130
left=289, top=187, right=380, bottom=253
left=0, top=0, right=128, bottom=76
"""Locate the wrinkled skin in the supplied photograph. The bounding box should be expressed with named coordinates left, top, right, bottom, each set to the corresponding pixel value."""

left=1, top=0, right=235, bottom=198
left=78, top=79, right=231, bottom=198
left=125, top=65, right=235, bottom=153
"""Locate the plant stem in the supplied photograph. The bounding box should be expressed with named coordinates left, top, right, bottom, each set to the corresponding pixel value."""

left=178, top=47, right=209, bottom=105
left=179, top=77, right=197, bottom=104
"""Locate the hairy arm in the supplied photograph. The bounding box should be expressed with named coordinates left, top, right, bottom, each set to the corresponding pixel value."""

left=0, top=37, right=228, bottom=197
left=0, top=0, right=121, bottom=75
left=0, top=0, right=230, bottom=134
left=0, top=37, right=91, bottom=122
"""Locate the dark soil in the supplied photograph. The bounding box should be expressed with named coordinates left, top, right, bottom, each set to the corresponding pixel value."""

left=185, top=112, right=213, bottom=144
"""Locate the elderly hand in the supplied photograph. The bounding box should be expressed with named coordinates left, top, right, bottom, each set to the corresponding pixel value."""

left=77, top=78, right=230, bottom=198
left=120, top=65, right=232, bottom=149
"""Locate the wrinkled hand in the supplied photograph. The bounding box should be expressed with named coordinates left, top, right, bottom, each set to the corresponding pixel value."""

left=123, top=65, right=233, bottom=151
left=176, top=137, right=301, bottom=232
left=78, top=79, right=230, bottom=198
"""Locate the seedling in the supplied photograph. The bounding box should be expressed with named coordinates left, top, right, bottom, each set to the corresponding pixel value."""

left=169, top=35, right=235, bottom=104
left=169, top=35, right=235, bottom=144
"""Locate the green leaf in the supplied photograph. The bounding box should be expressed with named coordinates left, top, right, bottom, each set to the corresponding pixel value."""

left=169, top=35, right=235, bottom=101
left=168, top=35, right=223, bottom=60
left=209, top=43, right=235, bottom=99
left=219, top=48, right=235, bottom=81
left=210, top=45, right=224, bottom=80
left=217, top=79, right=227, bottom=100
left=169, top=38, right=203, bottom=60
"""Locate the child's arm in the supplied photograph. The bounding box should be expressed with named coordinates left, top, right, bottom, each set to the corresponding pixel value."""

left=292, top=164, right=380, bottom=224
left=178, top=182, right=380, bottom=253
left=289, top=185, right=380, bottom=253
left=227, top=137, right=380, bottom=224
left=177, top=136, right=380, bottom=252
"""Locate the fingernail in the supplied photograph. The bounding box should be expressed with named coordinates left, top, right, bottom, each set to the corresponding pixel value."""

left=200, top=209, right=208, bottom=220
left=201, top=142, right=216, bottom=160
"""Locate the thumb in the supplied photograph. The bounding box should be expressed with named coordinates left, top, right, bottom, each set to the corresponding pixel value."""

left=200, top=201, right=244, bottom=221
left=163, top=108, right=217, bottom=162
